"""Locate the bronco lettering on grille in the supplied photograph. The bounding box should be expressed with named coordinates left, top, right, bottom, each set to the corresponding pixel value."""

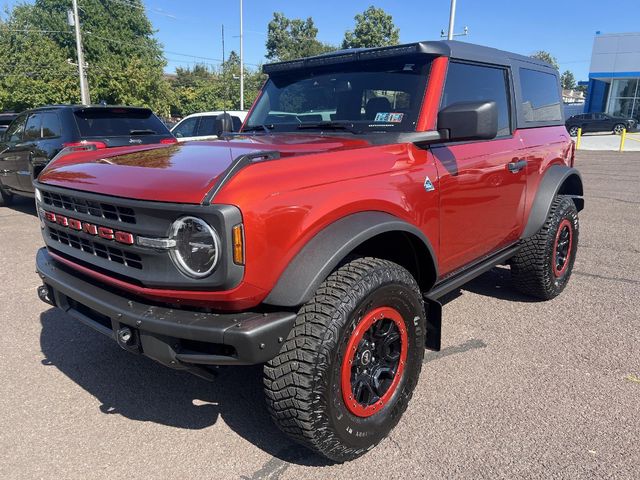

left=43, top=211, right=135, bottom=245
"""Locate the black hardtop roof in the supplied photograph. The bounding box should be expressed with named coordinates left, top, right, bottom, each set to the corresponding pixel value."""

left=263, top=40, right=556, bottom=74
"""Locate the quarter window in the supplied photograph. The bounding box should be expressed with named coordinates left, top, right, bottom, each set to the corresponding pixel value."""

left=519, top=68, right=562, bottom=122
left=441, top=62, right=511, bottom=136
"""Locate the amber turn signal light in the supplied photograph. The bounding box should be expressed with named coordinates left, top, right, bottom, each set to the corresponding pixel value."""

left=232, top=224, right=245, bottom=265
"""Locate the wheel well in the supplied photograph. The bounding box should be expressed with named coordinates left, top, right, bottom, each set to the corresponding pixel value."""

left=349, top=231, right=437, bottom=292
left=558, top=173, right=584, bottom=211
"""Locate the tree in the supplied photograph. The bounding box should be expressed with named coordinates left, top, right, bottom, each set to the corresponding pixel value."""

left=530, top=50, right=559, bottom=70
left=560, top=70, right=576, bottom=90
left=342, top=6, right=400, bottom=49
left=0, top=0, right=172, bottom=115
left=266, top=13, right=334, bottom=61
left=169, top=52, right=266, bottom=116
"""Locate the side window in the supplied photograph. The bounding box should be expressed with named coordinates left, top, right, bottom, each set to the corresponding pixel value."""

left=172, top=117, right=198, bottom=138
left=519, top=68, right=562, bottom=122
left=4, top=114, right=27, bottom=142
left=441, top=62, right=511, bottom=136
left=24, top=114, right=43, bottom=141
left=231, top=116, right=243, bottom=132
left=40, top=112, right=62, bottom=138
left=196, top=116, right=216, bottom=136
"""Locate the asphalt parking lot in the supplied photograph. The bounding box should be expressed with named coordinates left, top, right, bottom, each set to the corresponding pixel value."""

left=1, top=150, right=639, bottom=479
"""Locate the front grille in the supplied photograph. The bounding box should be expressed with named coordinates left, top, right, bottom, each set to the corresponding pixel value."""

left=42, top=190, right=136, bottom=224
left=49, top=227, right=143, bottom=270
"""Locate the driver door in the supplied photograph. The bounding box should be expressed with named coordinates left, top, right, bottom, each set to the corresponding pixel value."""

left=0, top=113, right=28, bottom=192
left=433, top=61, right=527, bottom=275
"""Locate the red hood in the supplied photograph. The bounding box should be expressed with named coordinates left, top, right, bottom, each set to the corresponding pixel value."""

left=38, top=134, right=371, bottom=203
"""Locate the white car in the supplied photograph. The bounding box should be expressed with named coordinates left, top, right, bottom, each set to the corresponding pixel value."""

left=171, top=110, right=247, bottom=142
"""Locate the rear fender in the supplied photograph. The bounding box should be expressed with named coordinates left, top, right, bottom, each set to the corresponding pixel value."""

left=522, top=165, right=584, bottom=239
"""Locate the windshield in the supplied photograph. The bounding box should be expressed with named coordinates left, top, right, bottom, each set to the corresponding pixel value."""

left=244, top=57, right=431, bottom=134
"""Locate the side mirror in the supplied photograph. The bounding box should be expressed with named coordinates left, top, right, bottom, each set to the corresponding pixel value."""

left=437, top=101, right=498, bottom=142
left=215, top=112, right=233, bottom=136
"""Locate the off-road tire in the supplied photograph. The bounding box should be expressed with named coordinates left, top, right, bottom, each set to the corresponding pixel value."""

left=264, top=257, right=426, bottom=462
left=510, top=195, right=579, bottom=299
left=0, top=188, right=13, bottom=207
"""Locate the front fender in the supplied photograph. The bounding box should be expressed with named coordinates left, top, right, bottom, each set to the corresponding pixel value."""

left=263, top=211, right=437, bottom=307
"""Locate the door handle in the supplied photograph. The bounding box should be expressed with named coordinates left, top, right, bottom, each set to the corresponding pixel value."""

left=507, top=159, right=527, bottom=173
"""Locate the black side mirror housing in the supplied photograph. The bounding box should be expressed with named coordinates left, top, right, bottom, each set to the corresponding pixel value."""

left=437, top=101, right=498, bottom=142
left=215, top=113, right=233, bottom=137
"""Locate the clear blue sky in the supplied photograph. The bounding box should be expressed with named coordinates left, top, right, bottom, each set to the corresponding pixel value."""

left=5, top=0, right=640, bottom=81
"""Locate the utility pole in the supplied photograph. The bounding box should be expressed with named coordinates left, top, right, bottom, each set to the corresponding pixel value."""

left=71, top=0, right=90, bottom=104
left=239, top=0, right=244, bottom=111
left=447, top=0, right=457, bottom=40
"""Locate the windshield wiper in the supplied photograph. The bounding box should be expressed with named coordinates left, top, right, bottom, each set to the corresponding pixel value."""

left=242, top=124, right=274, bottom=134
left=129, top=129, right=156, bottom=135
left=296, top=121, right=359, bottom=133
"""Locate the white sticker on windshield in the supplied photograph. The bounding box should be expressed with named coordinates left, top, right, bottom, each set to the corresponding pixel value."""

left=375, top=112, right=404, bottom=123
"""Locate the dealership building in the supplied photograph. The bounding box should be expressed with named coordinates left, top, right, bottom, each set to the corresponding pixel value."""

left=584, top=32, right=640, bottom=120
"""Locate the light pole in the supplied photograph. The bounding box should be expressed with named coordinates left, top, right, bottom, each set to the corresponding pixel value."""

left=447, top=0, right=457, bottom=41
left=239, top=0, right=244, bottom=111
left=71, top=0, right=90, bottom=104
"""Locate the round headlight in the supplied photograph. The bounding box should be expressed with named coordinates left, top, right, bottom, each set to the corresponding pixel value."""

left=169, top=216, right=220, bottom=278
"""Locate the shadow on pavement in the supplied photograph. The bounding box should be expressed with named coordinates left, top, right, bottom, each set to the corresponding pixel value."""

left=37, top=266, right=529, bottom=469
left=2, top=195, right=37, bottom=216
left=454, top=265, right=539, bottom=303
left=39, top=308, right=330, bottom=468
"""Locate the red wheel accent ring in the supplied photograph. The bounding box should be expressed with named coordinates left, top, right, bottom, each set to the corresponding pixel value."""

left=552, top=219, right=573, bottom=277
left=341, top=306, right=408, bottom=418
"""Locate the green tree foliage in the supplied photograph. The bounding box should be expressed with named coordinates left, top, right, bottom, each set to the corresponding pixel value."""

left=0, top=23, right=78, bottom=111
left=560, top=70, right=576, bottom=90
left=0, top=0, right=172, bottom=115
left=530, top=50, right=559, bottom=70
left=342, top=6, right=400, bottom=49
left=266, top=12, right=335, bottom=61
left=169, top=52, right=266, bottom=117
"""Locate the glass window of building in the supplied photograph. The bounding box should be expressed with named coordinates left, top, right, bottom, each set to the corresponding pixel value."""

left=607, top=79, right=640, bottom=120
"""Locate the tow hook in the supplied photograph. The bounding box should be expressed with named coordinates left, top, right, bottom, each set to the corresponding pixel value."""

left=116, top=326, right=141, bottom=353
left=37, top=285, right=54, bottom=306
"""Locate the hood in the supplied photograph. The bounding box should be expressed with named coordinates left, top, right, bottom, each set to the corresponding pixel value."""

left=37, top=134, right=372, bottom=203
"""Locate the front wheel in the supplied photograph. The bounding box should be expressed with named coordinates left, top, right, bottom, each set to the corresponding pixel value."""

left=510, top=195, right=579, bottom=299
left=568, top=125, right=579, bottom=137
left=613, top=123, right=626, bottom=135
left=264, top=258, right=426, bottom=462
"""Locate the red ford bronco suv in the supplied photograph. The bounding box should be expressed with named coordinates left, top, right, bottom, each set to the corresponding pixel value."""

left=34, top=41, right=583, bottom=461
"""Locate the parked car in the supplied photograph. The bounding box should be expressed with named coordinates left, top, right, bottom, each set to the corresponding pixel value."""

left=34, top=41, right=582, bottom=461
left=171, top=110, right=247, bottom=141
left=565, top=112, right=637, bottom=136
left=0, top=112, right=18, bottom=136
left=0, top=105, right=176, bottom=205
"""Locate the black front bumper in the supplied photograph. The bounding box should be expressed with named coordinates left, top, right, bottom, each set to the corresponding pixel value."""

left=36, top=248, right=296, bottom=371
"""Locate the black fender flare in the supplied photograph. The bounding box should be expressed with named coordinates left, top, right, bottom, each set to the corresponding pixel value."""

left=521, top=165, right=584, bottom=239
left=263, top=211, right=437, bottom=307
